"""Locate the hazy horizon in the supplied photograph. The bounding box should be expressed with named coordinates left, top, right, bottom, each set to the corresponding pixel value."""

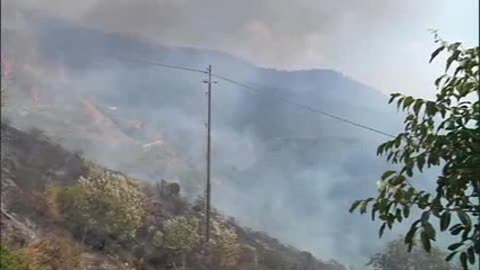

left=3, top=0, right=479, bottom=99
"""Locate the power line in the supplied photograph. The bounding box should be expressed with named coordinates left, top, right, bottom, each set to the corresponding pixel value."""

left=95, top=54, right=395, bottom=138
left=213, top=73, right=396, bottom=138
left=109, top=55, right=208, bottom=74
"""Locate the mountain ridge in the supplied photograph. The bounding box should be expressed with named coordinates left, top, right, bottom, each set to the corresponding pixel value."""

left=2, top=10, right=403, bottom=265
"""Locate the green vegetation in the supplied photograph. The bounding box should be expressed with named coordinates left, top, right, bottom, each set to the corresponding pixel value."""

left=33, top=158, right=333, bottom=269
left=0, top=236, right=82, bottom=270
left=162, top=216, right=201, bottom=253
left=208, top=220, right=241, bottom=268
left=55, top=164, right=146, bottom=247
left=0, top=246, right=30, bottom=270
left=161, top=216, right=201, bottom=269
left=350, top=33, right=479, bottom=269
left=16, top=236, right=82, bottom=270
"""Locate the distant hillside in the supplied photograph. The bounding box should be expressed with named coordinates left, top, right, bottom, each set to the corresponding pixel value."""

left=1, top=10, right=404, bottom=264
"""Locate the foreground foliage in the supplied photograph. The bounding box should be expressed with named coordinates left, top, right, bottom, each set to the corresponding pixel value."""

left=350, top=33, right=480, bottom=269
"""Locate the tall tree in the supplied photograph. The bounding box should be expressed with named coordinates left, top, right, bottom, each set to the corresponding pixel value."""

left=350, top=33, right=480, bottom=269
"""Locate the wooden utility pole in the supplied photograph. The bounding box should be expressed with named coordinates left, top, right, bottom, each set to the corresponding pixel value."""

left=203, top=65, right=214, bottom=244
left=476, top=75, right=480, bottom=261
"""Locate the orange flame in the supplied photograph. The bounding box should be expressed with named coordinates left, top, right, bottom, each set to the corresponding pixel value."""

left=1, top=51, right=13, bottom=80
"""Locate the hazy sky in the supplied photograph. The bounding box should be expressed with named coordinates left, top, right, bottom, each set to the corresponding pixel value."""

left=4, top=0, right=479, bottom=97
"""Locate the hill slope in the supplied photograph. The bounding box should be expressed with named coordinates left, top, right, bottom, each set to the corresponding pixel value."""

left=0, top=123, right=347, bottom=270
left=1, top=9, right=404, bottom=264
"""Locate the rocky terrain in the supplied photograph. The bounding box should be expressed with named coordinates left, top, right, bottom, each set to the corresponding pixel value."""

left=0, top=123, right=347, bottom=269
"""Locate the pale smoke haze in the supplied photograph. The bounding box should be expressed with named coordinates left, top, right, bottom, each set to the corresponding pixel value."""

left=1, top=1, right=477, bottom=268
left=4, top=0, right=478, bottom=97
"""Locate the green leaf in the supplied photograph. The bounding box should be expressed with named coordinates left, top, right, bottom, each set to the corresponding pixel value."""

left=448, top=243, right=463, bottom=251
left=349, top=200, right=362, bottom=213
left=394, top=137, right=401, bottom=148
left=446, top=50, right=461, bottom=71
left=413, top=99, right=423, bottom=114
left=448, top=42, right=462, bottom=51
left=381, top=170, right=396, bottom=180
left=451, top=226, right=464, bottom=236
left=424, top=223, right=436, bottom=240
left=405, top=225, right=417, bottom=247
left=434, top=74, right=446, bottom=88
left=391, top=175, right=406, bottom=186
left=403, top=96, right=414, bottom=110
left=389, top=93, right=401, bottom=104
left=446, top=251, right=458, bottom=262
left=379, top=223, right=386, bottom=238
left=430, top=46, right=445, bottom=63
left=360, top=201, right=368, bottom=214
left=457, top=210, right=471, bottom=228
left=416, top=154, right=425, bottom=172
left=395, top=209, right=403, bottom=222
left=467, top=246, right=475, bottom=265
left=403, top=206, right=410, bottom=218
left=460, top=252, right=467, bottom=269
left=425, top=101, right=437, bottom=116
left=377, top=144, right=385, bottom=155
left=397, top=98, right=403, bottom=110
left=421, top=211, right=430, bottom=225
left=440, top=212, right=451, bottom=231
left=454, top=64, right=464, bottom=77
left=420, top=231, right=431, bottom=252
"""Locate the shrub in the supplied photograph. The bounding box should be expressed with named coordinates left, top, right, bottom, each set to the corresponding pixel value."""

left=152, top=230, right=164, bottom=247
left=56, top=167, right=146, bottom=247
left=162, top=216, right=201, bottom=254
left=0, top=245, right=30, bottom=270
left=160, top=216, right=201, bottom=269
left=16, top=235, right=82, bottom=270
left=209, top=221, right=241, bottom=268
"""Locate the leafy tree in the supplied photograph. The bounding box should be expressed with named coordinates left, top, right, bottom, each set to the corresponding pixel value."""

left=350, top=33, right=479, bottom=269
left=368, top=237, right=455, bottom=270
left=56, top=165, right=146, bottom=246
